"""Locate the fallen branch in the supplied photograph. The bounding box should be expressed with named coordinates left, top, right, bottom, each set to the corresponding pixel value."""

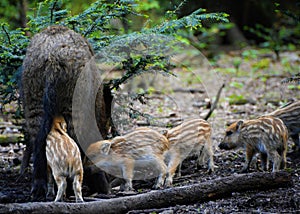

left=0, top=171, right=292, bottom=214
left=172, top=88, right=205, bottom=93
left=204, top=83, right=225, bottom=120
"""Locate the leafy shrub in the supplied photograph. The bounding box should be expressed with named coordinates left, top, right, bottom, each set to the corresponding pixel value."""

left=0, top=0, right=229, bottom=117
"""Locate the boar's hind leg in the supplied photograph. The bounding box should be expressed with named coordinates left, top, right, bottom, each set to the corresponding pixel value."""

left=31, top=82, right=57, bottom=201
left=46, top=166, right=55, bottom=200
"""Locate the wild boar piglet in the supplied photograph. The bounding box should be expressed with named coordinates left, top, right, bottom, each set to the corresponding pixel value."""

left=265, top=100, right=300, bottom=150
left=164, top=118, right=215, bottom=186
left=85, top=127, right=170, bottom=191
left=46, top=115, right=84, bottom=202
left=219, top=116, right=288, bottom=173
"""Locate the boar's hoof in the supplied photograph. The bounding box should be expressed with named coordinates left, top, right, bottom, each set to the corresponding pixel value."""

left=153, top=183, right=165, bottom=190
left=218, top=143, right=230, bottom=150
left=76, top=198, right=84, bottom=203
left=240, top=168, right=249, bottom=174
left=46, top=191, right=55, bottom=201
left=31, top=179, right=47, bottom=202
left=207, top=168, right=214, bottom=175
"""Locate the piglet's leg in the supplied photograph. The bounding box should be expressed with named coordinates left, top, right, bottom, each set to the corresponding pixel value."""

left=177, top=162, right=182, bottom=177
left=54, top=176, right=67, bottom=202
left=122, top=160, right=134, bottom=191
left=280, top=149, right=287, bottom=170
left=73, top=173, right=84, bottom=203
left=269, top=151, right=281, bottom=172
left=204, top=141, right=215, bottom=173
left=277, top=144, right=287, bottom=170
left=241, top=146, right=255, bottom=173
left=153, top=156, right=167, bottom=189
left=165, top=153, right=181, bottom=187
left=260, top=153, right=268, bottom=171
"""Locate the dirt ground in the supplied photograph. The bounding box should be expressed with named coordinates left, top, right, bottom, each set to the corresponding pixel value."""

left=0, top=48, right=300, bottom=213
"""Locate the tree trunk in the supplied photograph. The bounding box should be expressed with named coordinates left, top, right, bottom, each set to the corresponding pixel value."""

left=0, top=171, right=292, bottom=214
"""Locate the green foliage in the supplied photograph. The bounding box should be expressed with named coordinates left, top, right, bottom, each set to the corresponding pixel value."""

left=241, top=49, right=259, bottom=60
left=245, top=2, right=300, bottom=61
left=275, top=2, right=300, bottom=24
left=152, top=8, right=229, bottom=34
left=0, top=24, right=29, bottom=106
left=27, top=0, right=69, bottom=33
left=189, top=22, right=233, bottom=51
left=244, top=24, right=283, bottom=60
left=227, top=94, right=247, bottom=105
left=252, top=58, right=271, bottom=71
left=232, top=57, right=242, bottom=72
left=27, top=0, right=139, bottom=41
left=135, top=0, right=160, bottom=12
left=0, top=0, right=229, bottom=116
left=0, top=0, right=22, bottom=29
left=230, top=81, right=244, bottom=89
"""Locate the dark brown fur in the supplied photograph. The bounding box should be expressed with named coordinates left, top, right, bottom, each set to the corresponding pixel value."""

left=20, top=26, right=111, bottom=200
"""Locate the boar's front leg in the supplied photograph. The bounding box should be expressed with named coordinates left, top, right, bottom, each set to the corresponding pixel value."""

left=46, top=166, right=55, bottom=200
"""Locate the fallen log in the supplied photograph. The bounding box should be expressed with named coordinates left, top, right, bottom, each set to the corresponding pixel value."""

left=0, top=171, right=292, bottom=214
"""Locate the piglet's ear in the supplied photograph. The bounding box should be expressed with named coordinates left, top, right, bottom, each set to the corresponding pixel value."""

left=101, top=142, right=111, bottom=155
left=60, top=121, right=67, bottom=132
left=236, top=120, right=244, bottom=130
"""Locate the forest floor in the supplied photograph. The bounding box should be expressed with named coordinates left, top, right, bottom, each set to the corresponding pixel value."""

left=0, top=48, right=300, bottom=213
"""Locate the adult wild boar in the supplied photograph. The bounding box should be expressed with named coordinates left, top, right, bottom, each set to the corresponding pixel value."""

left=20, top=25, right=112, bottom=201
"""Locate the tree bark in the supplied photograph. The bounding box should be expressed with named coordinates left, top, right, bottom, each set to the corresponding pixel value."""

left=0, top=171, right=292, bottom=214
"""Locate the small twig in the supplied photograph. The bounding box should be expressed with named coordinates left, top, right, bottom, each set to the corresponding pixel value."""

left=2, top=25, right=11, bottom=45
left=173, top=88, right=205, bottom=93
left=173, top=0, right=189, bottom=15
left=50, top=0, right=58, bottom=24
left=204, top=83, right=225, bottom=120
